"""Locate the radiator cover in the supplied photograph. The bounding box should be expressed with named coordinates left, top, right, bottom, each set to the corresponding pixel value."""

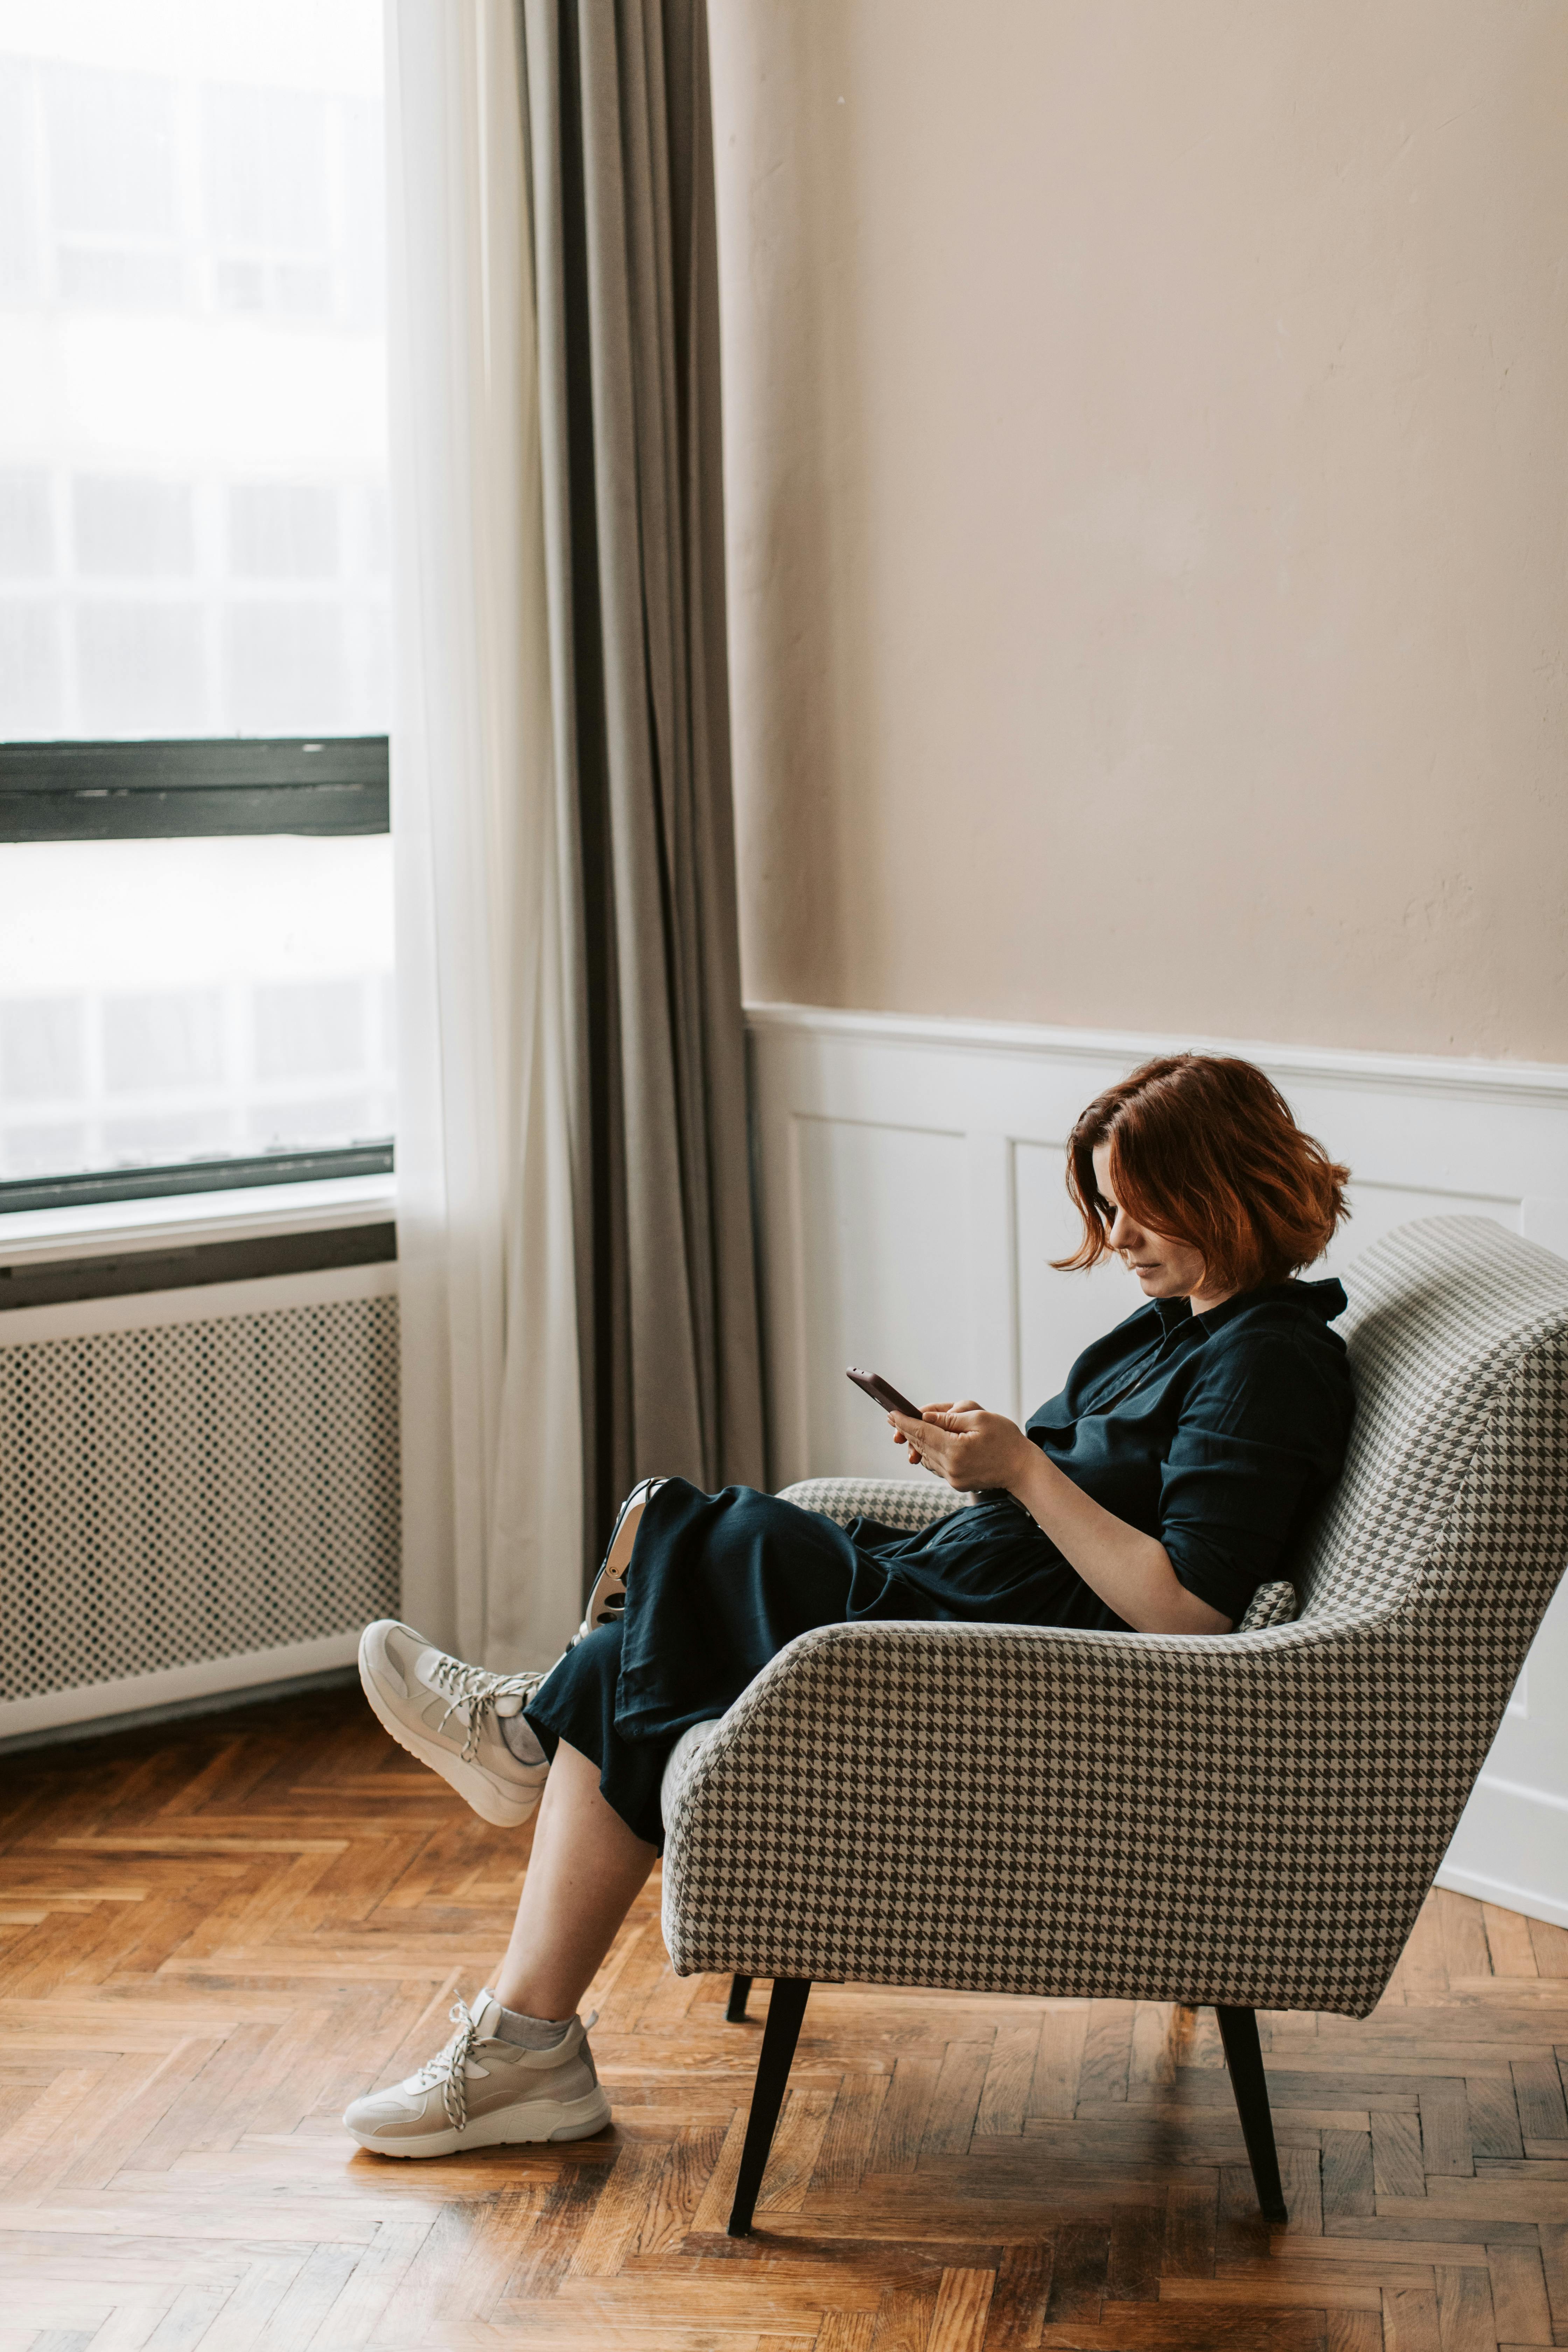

left=0, top=1264, right=399, bottom=1731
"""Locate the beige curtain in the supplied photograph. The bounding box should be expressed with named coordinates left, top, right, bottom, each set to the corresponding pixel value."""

left=388, top=0, right=584, bottom=1667
left=389, top=0, right=764, bottom=1661
left=522, top=0, right=766, bottom=1567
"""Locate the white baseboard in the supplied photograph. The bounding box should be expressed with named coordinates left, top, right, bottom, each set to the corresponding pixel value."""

left=1436, top=1863, right=1568, bottom=1934
left=1434, top=1742, right=1568, bottom=1932
left=0, top=1627, right=364, bottom=1742
left=746, top=999, right=1568, bottom=1930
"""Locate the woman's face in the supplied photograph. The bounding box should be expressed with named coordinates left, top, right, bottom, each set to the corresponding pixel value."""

left=1091, top=1141, right=1214, bottom=1307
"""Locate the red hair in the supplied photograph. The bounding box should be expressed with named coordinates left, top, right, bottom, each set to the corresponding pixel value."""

left=1054, top=1054, right=1350, bottom=1295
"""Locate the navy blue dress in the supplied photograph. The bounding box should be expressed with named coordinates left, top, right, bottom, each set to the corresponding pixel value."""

left=525, top=1276, right=1354, bottom=1847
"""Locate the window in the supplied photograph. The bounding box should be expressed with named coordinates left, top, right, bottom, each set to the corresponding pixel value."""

left=0, top=3, right=392, bottom=1213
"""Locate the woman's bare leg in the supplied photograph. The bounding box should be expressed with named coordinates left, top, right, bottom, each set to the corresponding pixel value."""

left=491, top=1738, right=657, bottom=2019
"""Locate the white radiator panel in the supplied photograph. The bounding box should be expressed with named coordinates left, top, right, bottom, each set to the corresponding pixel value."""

left=0, top=1261, right=398, bottom=1737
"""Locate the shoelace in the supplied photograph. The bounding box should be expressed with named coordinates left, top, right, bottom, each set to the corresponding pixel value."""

left=415, top=2000, right=596, bottom=2135
left=422, top=1653, right=549, bottom=1762
left=417, top=1997, right=483, bottom=2133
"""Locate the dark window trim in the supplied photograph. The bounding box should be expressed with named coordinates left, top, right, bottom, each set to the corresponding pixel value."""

left=0, top=735, right=389, bottom=841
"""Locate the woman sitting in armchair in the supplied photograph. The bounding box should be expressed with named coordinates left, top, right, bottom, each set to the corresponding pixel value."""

left=345, top=1051, right=1354, bottom=2157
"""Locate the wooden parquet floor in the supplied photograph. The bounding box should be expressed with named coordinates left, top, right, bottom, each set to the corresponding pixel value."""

left=1, top=1686, right=1566, bottom=2352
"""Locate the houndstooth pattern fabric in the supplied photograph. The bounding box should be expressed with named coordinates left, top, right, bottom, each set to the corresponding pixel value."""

left=776, top=1476, right=966, bottom=1532
left=662, top=1219, right=1568, bottom=2017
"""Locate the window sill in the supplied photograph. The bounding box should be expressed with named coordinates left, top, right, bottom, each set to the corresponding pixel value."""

left=0, top=1171, right=397, bottom=1271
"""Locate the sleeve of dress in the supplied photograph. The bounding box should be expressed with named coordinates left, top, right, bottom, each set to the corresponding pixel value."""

left=1157, top=1334, right=1347, bottom=1623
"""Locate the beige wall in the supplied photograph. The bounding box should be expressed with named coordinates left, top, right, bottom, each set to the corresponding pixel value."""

left=710, top=1, right=1568, bottom=1059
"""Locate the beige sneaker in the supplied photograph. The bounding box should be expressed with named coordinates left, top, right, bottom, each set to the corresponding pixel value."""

left=357, top=1622, right=549, bottom=1828
left=344, top=1992, right=610, bottom=2157
left=359, top=1486, right=664, bottom=1827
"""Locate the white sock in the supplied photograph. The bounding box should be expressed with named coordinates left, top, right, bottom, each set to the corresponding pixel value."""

left=493, top=2001, right=573, bottom=2050
left=499, top=1712, right=546, bottom=1766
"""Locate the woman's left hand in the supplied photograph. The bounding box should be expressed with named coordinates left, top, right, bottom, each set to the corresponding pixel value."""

left=889, top=1402, right=1035, bottom=1493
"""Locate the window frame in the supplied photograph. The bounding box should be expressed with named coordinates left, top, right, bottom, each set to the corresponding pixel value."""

left=0, top=734, right=388, bottom=840
left=0, top=733, right=393, bottom=1212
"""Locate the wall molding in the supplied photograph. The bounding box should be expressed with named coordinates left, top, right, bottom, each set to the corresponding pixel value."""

left=747, top=999, right=1568, bottom=1106
left=745, top=999, right=1568, bottom=1929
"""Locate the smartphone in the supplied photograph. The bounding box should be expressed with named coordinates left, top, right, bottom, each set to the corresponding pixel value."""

left=846, top=1366, right=923, bottom=1420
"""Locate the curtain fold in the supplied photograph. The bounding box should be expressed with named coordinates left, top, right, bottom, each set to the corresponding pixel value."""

left=389, top=0, right=763, bottom=1654
left=387, top=0, right=584, bottom=1666
left=522, top=0, right=765, bottom=1565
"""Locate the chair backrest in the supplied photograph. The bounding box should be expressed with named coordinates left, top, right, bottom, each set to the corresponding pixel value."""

left=1293, top=1219, right=1568, bottom=1667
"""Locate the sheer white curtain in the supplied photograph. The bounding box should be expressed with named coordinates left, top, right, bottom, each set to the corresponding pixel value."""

left=386, top=0, right=582, bottom=1667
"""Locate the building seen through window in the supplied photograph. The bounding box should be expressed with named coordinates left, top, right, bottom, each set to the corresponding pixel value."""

left=0, top=1, right=393, bottom=1199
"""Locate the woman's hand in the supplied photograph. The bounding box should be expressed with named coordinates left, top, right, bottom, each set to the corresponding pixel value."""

left=889, top=1402, right=1035, bottom=1492
left=890, top=1393, right=1231, bottom=1635
left=889, top=1401, right=954, bottom=1468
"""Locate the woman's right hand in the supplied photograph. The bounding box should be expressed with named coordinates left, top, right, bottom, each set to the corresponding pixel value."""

left=891, top=1404, right=957, bottom=1466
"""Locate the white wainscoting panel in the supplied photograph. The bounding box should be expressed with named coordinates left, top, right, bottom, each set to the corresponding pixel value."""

left=1014, top=1139, right=1149, bottom=1413
left=795, top=1116, right=974, bottom=1477
left=747, top=1002, right=1568, bottom=1927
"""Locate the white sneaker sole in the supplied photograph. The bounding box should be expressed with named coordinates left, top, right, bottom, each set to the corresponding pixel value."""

left=582, top=1479, right=662, bottom=1636
left=357, top=1626, right=546, bottom=1830
left=348, top=2084, right=612, bottom=2158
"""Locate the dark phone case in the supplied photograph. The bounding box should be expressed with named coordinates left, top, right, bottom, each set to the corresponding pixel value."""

left=845, top=1366, right=922, bottom=1419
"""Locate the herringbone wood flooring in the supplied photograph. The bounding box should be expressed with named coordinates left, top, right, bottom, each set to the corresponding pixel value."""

left=2, top=1687, right=1566, bottom=2352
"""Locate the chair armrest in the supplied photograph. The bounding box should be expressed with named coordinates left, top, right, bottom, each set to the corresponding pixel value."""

left=1241, top=1580, right=1297, bottom=1629
left=660, top=1610, right=1439, bottom=2019
left=776, top=1476, right=966, bottom=1532
left=782, top=1477, right=1294, bottom=1626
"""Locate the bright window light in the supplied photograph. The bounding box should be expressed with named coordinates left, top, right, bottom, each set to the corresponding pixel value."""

left=0, top=834, right=394, bottom=1180
left=0, top=1, right=393, bottom=1197
left=0, top=0, right=388, bottom=739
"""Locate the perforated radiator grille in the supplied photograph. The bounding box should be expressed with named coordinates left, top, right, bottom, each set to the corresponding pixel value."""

left=1, top=1294, right=400, bottom=1703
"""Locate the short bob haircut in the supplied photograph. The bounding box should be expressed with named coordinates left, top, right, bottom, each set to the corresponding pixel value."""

left=1055, top=1054, right=1350, bottom=1296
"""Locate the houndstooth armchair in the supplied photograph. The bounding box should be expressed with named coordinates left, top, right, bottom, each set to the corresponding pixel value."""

left=658, top=1218, right=1568, bottom=2232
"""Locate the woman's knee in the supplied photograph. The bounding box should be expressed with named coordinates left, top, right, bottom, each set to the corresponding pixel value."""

left=533, top=1621, right=620, bottom=1715
left=574, top=1623, right=621, bottom=1679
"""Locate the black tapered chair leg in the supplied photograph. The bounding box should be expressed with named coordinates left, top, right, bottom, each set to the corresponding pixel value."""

left=725, top=1974, right=754, bottom=2023
left=727, top=1977, right=812, bottom=2236
left=1214, top=2003, right=1288, bottom=2223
